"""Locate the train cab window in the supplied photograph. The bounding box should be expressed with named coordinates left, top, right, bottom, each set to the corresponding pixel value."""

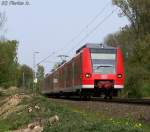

left=90, top=48, right=116, bottom=74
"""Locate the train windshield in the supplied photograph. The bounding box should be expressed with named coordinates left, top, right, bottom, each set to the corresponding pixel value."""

left=90, top=48, right=116, bottom=74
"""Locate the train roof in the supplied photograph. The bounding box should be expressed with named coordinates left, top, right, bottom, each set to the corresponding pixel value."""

left=46, top=43, right=117, bottom=76
left=76, top=43, right=116, bottom=54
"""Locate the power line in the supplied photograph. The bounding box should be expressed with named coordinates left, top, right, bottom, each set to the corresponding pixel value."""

left=63, top=1, right=111, bottom=46
left=36, top=51, right=57, bottom=66
left=36, top=1, right=111, bottom=65
left=66, top=10, right=115, bottom=54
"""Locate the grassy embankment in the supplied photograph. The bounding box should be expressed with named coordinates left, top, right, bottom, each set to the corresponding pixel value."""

left=0, top=87, right=149, bottom=132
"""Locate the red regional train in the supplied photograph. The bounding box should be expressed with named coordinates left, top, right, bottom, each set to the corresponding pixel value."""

left=42, top=44, right=124, bottom=99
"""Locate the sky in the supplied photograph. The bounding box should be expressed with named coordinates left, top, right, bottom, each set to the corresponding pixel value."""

left=0, top=0, right=128, bottom=73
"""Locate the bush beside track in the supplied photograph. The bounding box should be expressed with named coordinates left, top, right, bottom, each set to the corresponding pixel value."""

left=0, top=88, right=149, bottom=132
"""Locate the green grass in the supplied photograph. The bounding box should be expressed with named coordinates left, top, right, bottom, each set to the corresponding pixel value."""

left=142, top=83, right=150, bottom=97
left=0, top=94, right=149, bottom=132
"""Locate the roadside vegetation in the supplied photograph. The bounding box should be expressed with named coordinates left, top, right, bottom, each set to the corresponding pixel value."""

left=0, top=12, right=44, bottom=90
left=0, top=40, right=44, bottom=89
left=105, top=0, right=150, bottom=98
left=0, top=88, right=149, bottom=132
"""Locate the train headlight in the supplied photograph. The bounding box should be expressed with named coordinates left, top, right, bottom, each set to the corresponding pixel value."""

left=85, top=73, right=91, bottom=78
left=117, top=74, right=122, bottom=78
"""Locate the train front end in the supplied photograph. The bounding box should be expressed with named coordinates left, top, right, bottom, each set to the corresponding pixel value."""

left=81, top=44, right=124, bottom=98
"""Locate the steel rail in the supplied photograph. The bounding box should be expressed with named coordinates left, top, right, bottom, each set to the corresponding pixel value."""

left=92, top=98, right=150, bottom=105
left=48, top=95, right=150, bottom=105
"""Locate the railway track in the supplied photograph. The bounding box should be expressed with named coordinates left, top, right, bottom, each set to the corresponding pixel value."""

left=92, top=98, right=150, bottom=105
left=49, top=96, right=150, bottom=105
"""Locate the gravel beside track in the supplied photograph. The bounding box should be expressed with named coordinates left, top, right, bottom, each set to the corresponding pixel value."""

left=49, top=97, right=150, bottom=123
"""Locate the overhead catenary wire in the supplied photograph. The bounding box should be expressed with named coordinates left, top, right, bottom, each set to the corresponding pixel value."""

left=63, top=1, right=111, bottom=46
left=36, top=1, right=111, bottom=66
left=36, top=51, right=58, bottom=66
left=66, top=10, right=115, bottom=55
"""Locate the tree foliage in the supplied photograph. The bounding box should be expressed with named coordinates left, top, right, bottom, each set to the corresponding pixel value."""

left=17, top=64, right=33, bottom=88
left=104, top=0, right=150, bottom=97
left=36, top=65, right=45, bottom=92
left=0, top=12, right=35, bottom=90
left=104, top=27, right=136, bottom=59
left=0, top=40, right=18, bottom=87
left=37, top=65, right=44, bottom=81
left=113, top=0, right=150, bottom=37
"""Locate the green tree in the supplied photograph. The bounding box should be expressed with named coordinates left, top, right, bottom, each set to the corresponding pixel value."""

left=104, top=0, right=150, bottom=97
left=112, top=0, right=150, bottom=37
left=17, top=64, right=33, bottom=89
left=36, top=65, right=45, bottom=92
left=0, top=40, right=18, bottom=87
left=0, top=12, right=19, bottom=87
left=104, top=27, right=136, bottom=59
